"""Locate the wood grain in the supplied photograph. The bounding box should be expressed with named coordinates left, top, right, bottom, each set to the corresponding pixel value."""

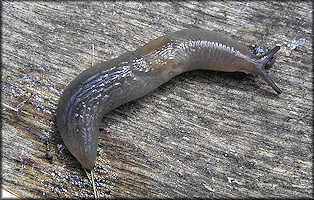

left=2, top=1, right=312, bottom=199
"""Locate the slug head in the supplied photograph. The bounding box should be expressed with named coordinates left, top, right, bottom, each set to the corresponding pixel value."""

left=245, top=46, right=282, bottom=94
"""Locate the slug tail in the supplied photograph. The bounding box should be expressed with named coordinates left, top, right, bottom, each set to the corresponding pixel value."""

left=253, top=46, right=282, bottom=94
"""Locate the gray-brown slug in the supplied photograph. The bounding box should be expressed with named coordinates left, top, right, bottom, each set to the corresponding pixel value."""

left=56, top=28, right=281, bottom=171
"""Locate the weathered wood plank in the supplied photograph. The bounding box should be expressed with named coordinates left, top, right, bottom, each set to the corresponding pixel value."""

left=2, top=1, right=312, bottom=199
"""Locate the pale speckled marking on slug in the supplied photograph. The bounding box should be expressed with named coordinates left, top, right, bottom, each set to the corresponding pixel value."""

left=56, top=28, right=281, bottom=171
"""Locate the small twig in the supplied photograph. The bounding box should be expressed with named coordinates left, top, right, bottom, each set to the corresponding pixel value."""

left=2, top=103, right=19, bottom=112
left=2, top=101, right=29, bottom=115
left=84, top=168, right=99, bottom=199
left=91, top=170, right=98, bottom=199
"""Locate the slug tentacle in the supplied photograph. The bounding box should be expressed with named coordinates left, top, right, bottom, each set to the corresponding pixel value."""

left=250, top=46, right=282, bottom=94
left=57, top=28, right=281, bottom=171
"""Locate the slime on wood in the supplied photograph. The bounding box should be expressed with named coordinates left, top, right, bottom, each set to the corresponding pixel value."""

left=56, top=28, right=281, bottom=171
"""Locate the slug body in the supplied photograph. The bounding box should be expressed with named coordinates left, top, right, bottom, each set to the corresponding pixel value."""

left=57, top=28, right=281, bottom=171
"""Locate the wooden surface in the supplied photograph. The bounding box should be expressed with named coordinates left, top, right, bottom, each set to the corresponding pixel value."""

left=2, top=1, right=313, bottom=199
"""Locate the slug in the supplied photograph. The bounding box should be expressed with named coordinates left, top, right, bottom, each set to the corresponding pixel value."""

left=56, top=28, right=281, bottom=171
